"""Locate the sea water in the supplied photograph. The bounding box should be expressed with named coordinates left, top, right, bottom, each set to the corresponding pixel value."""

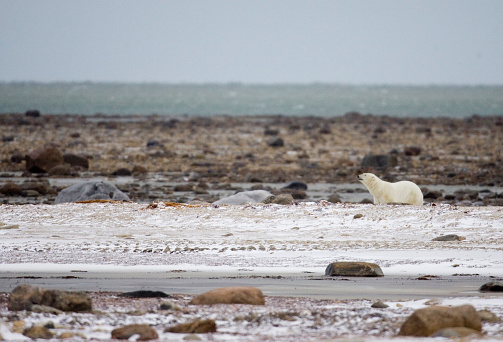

left=1, top=82, right=502, bottom=118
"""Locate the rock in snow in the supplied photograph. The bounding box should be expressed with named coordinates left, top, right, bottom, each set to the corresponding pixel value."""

left=213, top=190, right=272, bottom=205
left=55, top=181, right=130, bottom=204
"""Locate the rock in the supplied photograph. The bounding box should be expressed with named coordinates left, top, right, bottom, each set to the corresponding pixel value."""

left=371, top=300, right=389, bottom=308
left=174, top=183, right=194, bottom=192
left=282, top=181, right=308, bottom=191
left=398, top=305, right=482, bottom=337
left=112, top=167, right=132, bottom=176
left=404, top=146, right=422, bottom=156
left=118, top=290, right=171, bottom=298
left=213, top=190, right=272, bottom=205
left=264, top=128, right=279, bottom=136
left=190, top=286, right=265, bottom=305
left=432, top=234, right=466, bottom=241
left=325, top=262, right=384, bottom=277
left=160, top=300, right=180, bottom=311
left=63, top=153, right=89, bottom=169
left=146, top=139, right=163, bottom=148
left=478, top=309, right=500, bottom=323
left=327, top=193, right=342, bottom=203
left=479, top=281, right=503, bottom=292
left=423, top=190, right=442, bottom=199
left=8, top=284, right=92, bottom=312
left=353, top=214, right=364, bottom=219
left=31, top=304, right=64, bottom=315
left=25, top=110, right=41, bottom=117
left=111, top=324, right=158, bottom=341
left=23, top=326, right=53, bottom=339
left=243, top=172, right=263, bottom=183
left=48, top=164, right=73, bottom=176
left=271, top=194, right=295, bottom=205
left=132, top=165, right=148, bottom=174
left=54, top=181, right=130, bottom=204
left=431, top=327, right=483, bottom=338
left=361, top=154, right=397, bottom=171
left=0, top=182, right=23, bottom=196
left=166, top=319, right=217, bottom=334
left=10, top=152, right=24, bottom=163
left=266, top=136, right=284, bottom=147
left=25, top=146, right=64, bottom=173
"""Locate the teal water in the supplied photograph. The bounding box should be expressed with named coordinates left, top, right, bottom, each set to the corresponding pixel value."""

left=1, top=82, right=502, bottom=118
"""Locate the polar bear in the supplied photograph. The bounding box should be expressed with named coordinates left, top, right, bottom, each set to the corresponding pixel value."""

left=358, top=173, right=423, bottom=205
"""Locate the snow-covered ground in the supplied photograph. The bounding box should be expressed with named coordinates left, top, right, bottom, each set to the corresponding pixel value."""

left=0, top=201, right=502, bottom=341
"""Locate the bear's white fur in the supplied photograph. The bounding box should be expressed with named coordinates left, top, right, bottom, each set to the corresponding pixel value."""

left=358, top=173, right=423, bottom=205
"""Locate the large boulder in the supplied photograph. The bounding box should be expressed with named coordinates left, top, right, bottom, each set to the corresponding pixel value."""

left=213, top=190, right=272, bottom=205
left=8, top=284, right=92, bottom=312
left=325, top=262, right=384, bottom=277
left=166, top=319, right=217, bottom=333
left=190, top=287, right=265, bottom=305
left=54, top=181, right=130, bottom=204
left=398, top=305, right=482, bottom=337
left=63, top=153, right=89, bottom=169
left=25, top=146, right=64, bottom=173
left=111, top=324, right=158, bottom=340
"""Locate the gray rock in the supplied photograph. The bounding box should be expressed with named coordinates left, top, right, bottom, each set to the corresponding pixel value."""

left=479, top=281, right=503, bottom=292
left=111, top=324, right=158, bottom=340
left=266, top=136, right=284, bottom=147
left=55, top=181, right=130, bottom=204
left=432, top=234, right=465, bottom=241
left=283, top=181, right=308, bottom=191
left=361, top=153, right=397, bottom=171
left=271, top=194, right=295, bottom=205
left=325, top=262, right=384, bottom=277
left=213, top=190, right=272, bottom=205
left=371, top=300, right=389, bottom=308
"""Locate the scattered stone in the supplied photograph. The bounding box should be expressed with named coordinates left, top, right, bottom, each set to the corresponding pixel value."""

left=282, top=181, right=308, bottom=191
left=398, top=304, right=481, bottom=337
left=25, top=146, right=64, bottom=173
left=0, top=182, right=23, bottom=196
left=371, top=300, right=389, bottom=308
left=479, top=281, right=503, bottom=292
left=160, top=300, right=180, bottom=310
left=325, top=262, right=384, bottom=277
left=8, top=284, right=92, bottom=312
left=266, top=136, right=284, bottom=147
left=111, top=324, right=158, bottom=341
left=478, top=309, right=500, bottom=323
left=327, top=193, right=342, bottom=203
left=190, top=286, right=265, bottom=305
left=54, top=181, right=130, bottom=204
left=112, top=167, right=132, bottom=176
left=432, top=234, right=466, bottom=241
left=353, top=214, right=364, bottom=219
left=213, top=190, right=272, bottom=205
left=118, top=290, right=171, bottom=298
left=271, top=193, right=295, bottom=205
left=404, top=146, right=422, bottom=156
left=166, top=319, right=217, bottom=334
left=431, top=327, right=483, bottom=338
left=63, top=153, right=89, bottom=169
left=23, top=326, right=53, bottom=339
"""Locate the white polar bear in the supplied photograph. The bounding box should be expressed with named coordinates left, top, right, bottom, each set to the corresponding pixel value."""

left=358, top=173, right=423, bottom=205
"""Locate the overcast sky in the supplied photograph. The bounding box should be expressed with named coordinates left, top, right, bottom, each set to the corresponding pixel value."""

left=1, top=0, right=502, bottom=85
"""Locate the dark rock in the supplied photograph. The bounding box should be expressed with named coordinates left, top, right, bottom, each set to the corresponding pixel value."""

left=327, top=193, right=342, bottom=203
left=10, top=152, right=25, bottom=163
left=48, top=164, right=73, bottom=176
left=479, top=281, right=503, bottom=292
left=2, top=135, right=15, bottom=142
left=371, top=300, right=389, bottom=308
left=266, top=136, right=284, bottom=147
left=166, top=319, right=217, bottom=334
left=112, top=167, right=132, bottom=176
left=8, top=284, right=92, bottom=312
left=404, top=146, right=422, bottom=156
left=283, top=181, right=308, bottom=191
left=23, top=326, right=53, bottom=339
left=398, top=305, right=481, bottom=337
left=54, top=181, right=130, bottom=204
left=159, top=300, right=180, bottom=311
left=361, top=154, right=397, bottom=171
left=174, top=183, right=194, bottom=192
left=423, top=190, right=442, bottom=199
left=25, top=110, right=41, bottom=117
left=111, top=324, right=158, bottom=341
left=264, top=128, right=279, bottom=136
left=432, top=234, right=466, bottom=241
left=25, top=146, right=64, bottom=173
left=21, top=182, right=49, bottom=195
left=353, top=214, right=364, bottom=219
left=325, top=262, right=384, bottom=277
left=63, top=153, right=89, bottom=169
left=431, top=327, right=482, bottom=338
left=146, top=139, right=163, bottom=148
left=319, top=125, right=332, bottom=134
left=190, top=287, right=265, bottom=305
left=118, top=290, right=171, bottom=298
left=0, top=182, right=23, bottom=196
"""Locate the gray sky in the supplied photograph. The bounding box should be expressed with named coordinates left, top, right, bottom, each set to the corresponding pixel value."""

left=1, top=0, right=502, bottom=85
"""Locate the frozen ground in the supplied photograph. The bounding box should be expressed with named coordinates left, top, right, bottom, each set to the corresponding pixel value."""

left=0, top=201, right=502, bottom=340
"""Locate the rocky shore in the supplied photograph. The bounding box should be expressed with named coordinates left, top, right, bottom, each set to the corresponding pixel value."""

left=1, top=112, right=503, bottom=205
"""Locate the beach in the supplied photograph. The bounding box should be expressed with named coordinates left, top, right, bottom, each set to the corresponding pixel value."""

left=1, top=113, right=503, bottom=340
